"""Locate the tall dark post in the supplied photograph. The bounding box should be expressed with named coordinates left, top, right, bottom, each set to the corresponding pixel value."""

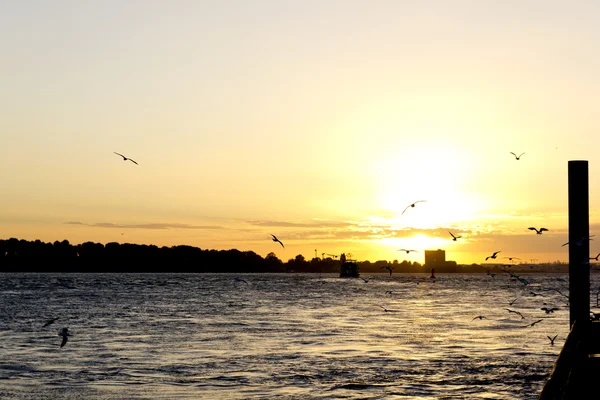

left=568, top=160, right=590, bottom=331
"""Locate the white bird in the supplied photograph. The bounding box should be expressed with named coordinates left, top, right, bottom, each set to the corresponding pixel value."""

left=270, top=234, right=284, bottom=248
left=58, top=327, right=71, bottom=348
left=510, top=152, right=525, bottom=160
left=114, top=152, right=138, bottom=165
left=401, top=200, right=426, bottom=215
left=529, top=227, right=548, bottom=235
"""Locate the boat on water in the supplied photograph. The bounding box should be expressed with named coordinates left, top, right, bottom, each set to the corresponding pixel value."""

left=338, top=253, right=359, bottom=277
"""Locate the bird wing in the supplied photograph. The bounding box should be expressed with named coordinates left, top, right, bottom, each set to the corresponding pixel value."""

left=278, top=241, right=284, bottom=248
left=128, top=159, right=138, bottom=165
left=401, top=205, right=411, bottom=215
left=114, top=151, right=125, bottom=159
left=60, top=335, right=68, bottom=348
left=519, top=153, right=525, bottom=157
left=540, top=228, right=548, bottom=232
left=528, top=227, right=537, bottom=231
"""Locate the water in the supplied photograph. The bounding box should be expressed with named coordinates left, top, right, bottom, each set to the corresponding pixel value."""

left=0, top=272, right=594, bottom=399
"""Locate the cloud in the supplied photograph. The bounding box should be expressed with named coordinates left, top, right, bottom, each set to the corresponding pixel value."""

left=65, top=221, right=225, bottom=230
left=245, top=219, right=354, bottom=228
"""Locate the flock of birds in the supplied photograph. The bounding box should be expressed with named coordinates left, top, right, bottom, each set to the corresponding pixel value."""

left=42, top=149, right=581, bottom=351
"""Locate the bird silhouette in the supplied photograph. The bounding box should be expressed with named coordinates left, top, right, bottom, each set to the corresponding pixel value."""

left=472, top=315, right=487, bottom=321
left=547, top=334, right=558, bottom=346
left=486, top=251, right=501, bottom=260
left=398, top=249, right=417, bottom=254
left=523, top=319, right=543, bottom=328
left=43, top=317, right=59, bottom=328
left=401, top=200, right=426, bottom=215
left=380, top=266, right=395, bottom=276
left=58, top=327, right=71, bottom=348
left=113, top=152, right=138, bottom=165
left=505, top=309, right=525, bottom=319
left=590, top=253, right=600, bottom=261
left=270, top=234, right=284, bottom=248
left=510, top=152, right=525, bottom=160
left=449, top=231, right=461, bottom=241
left=562, top=236, right=594, bottom=247
left=503, top=256, right=521, bottom=261
left=541, top=307, right=559, bottom=314
left=528, top=227, right=548, bottom=234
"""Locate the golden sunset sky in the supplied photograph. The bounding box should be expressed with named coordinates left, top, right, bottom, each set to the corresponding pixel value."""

left=2, top=1, right=600, bottom=265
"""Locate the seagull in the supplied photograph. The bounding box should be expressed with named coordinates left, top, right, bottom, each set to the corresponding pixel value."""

left=398, top=249, right=417, bottom=254
left=358, top=275, right=369, bottom=283
left=43, top=317, right=59, bottom=328
left=562, top=236, right=594, bottom=247
left=508, top=297, right=519, bottom=306
left=401, top=200, right=426, bottom=215
left=58, top=327, right=71, bottom=348
left=523, top=319, right=543, bottom=328
left=541, top=307, right=559, bottom=314
left=113, top=152, right=138, bottom=165
left=232, top=277, right=249, bottom=284
left=472, top=315, right=487, bottom=321
left=590, top=253, right=600, bottom=261
left=529, top=227, right=548, bottom=235
left=270, top=234, right=284, bottom=248
left=380, top=266, right=395, bottom=276
left=448, top=231, right=461, bottom=241
left=379, top=305, right=398, bottom=313
left=547, top=334, right=558, bottom=346
left=505, top=309, right=525, bottom=319
left=510, top=152, right=525, bottom=160
left=486, top=251, right=501, bottom=260
left=503, top=256, right=521, bottom=261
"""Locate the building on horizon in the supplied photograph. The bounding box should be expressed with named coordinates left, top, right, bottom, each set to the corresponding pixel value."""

left=424, top=249, right=458, bottom=272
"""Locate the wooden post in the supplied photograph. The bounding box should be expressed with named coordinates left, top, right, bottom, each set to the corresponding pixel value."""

left=568, top=160, right=590, bottom=331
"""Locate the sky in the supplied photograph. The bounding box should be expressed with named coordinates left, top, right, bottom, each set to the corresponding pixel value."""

left=2, top=0, right=600, bottom=265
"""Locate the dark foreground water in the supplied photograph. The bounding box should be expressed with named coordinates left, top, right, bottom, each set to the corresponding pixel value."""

left=0, top=272, right=595, bottom=399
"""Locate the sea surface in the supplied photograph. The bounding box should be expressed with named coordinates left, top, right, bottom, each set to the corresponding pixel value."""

left=0, top=272, right=597, bottom=399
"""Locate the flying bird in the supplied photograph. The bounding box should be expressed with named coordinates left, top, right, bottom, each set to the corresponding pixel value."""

left=398, top=249, right=417, bottom=254
left=380, top=266, right=395, bottom=276
left=379, top=305, right=399, bottom=313
left=541, top=307, right=559, bottom=314
left=58, top=327, right=71, bottom=348
left=508, top=297, right=519, bottom=306
left=43, top=317, right=59, bottom=328
left=562, top=236, right=594, bottom=247
left=547, top=334, right=558, bottom=346
left=270, top=234, right=284, bottom=248
left=503, top=256, right=521, bottom=261
left=448, top=231, right=461, bottom=241
left=590, top=253, right=600, bottom=261
left=486, top=251, right=501, bottom=260
left=472, top=315, right=487, bottom=321
left=505, top=309, right=525, bottom=319
left=232, top=277, right=249, bottom=284
left=113, top=152, right=138, bottom=165
left=524, top=319, right=543, bottom=328
left=510, top=152, right=525, bottom=160
left=401, top=200, right=426, bottom=215
left=528, top=227, right=548, bottom=235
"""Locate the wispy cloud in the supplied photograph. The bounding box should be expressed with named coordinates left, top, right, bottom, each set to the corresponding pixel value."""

left=65, top=222, right=225, bottom=230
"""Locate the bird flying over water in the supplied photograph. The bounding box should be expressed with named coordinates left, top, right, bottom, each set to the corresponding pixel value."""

left=401, top=200, right=426, bottom=215
left=43, top=317, right=59, bottom=328
left=590, top=253, right=600, bottom=261
left=505, top=309, right=525, bottom=319
left=472, top=315, right=487, bottom=321
left=510, top=152, right=525, bottom=160
left=486, top=251, right=501, bottom=260
left=113, top=152, right=138, bottom=165
left=380, top=266, right=395, bottom=276
left=524, top=319, right=543, bottom=328
left=270, top=234, right=284, bottom=248
left=547, top=334, right=558, bottom=346
left=528, top=227, right=548, bottom=234
left=58, top=327, right=71, bottom=348
left=448, top=231, right=461, bottom=241
left=541, top=307, right=559, bottom=314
